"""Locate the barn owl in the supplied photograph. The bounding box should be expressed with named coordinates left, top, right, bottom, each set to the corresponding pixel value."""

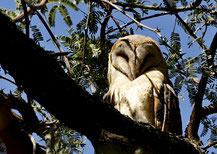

left=104, top=35, right=182, bottom=135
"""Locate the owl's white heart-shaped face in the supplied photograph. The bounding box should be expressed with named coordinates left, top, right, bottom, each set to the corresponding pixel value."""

left=109, top=35, right=168, bottom=82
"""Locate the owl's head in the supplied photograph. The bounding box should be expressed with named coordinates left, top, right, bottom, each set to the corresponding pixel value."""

left=109, top=34, right=168, bottom=81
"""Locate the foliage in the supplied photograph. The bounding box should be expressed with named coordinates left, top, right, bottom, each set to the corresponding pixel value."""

left=46, top=0, right=80, bottom=27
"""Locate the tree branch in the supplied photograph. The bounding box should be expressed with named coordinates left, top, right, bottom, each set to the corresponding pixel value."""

left=163, top=0, right=205, bottom=49
left=186, top=32, right=217, bottom=142
left=0, top=12, right=203, bottom=153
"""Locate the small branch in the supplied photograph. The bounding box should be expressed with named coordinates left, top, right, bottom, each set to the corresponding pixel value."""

left=202, top=24, right=208, bottom=39
left=35, top=11, right=73, bottom=77
left=20, top=0, right=30, bottom=37
left=194, top=23, right=206, bottom=35
left=101, top=0, right=161, bottom=37
left=202, top=141, right=217, bottom=150
left=79, top=0, right=92, bottom=79
left=174, top=14, right=197, bottom=39
left=13, top=0, right=48, bottom=23
left=106, top=12, right=169, bottom=34
left=0, top=75, right=17, bottom=85
left=202, top=105, right=217, bottom=118
left=47, top=52, right=71, bottom=57
left=163, top=0, right=205, bottom=49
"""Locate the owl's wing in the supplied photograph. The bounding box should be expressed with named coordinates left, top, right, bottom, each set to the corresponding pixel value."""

left=154, top=80, right=182, bottom=135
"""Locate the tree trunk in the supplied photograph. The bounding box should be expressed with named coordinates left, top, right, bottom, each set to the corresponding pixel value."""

left=0, top=12, right=202, bottom=154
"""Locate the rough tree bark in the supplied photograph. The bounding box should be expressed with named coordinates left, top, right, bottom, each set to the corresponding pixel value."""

left=0, top=12, right=203, bottom=153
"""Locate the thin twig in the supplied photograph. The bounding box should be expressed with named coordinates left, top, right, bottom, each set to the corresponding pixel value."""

left=194, top=23, right=206, bottom=35
left=20, top=0, right=30, bottom=37
left=202, top=141, right=217, bottom=150
left=35, top=11, right=73, bottom=77
left=106, top=12, right=169, bottom=34
left=202, top=24, right=208, bottom=39
left=79, top=0, right=92, bottom=80
left=0, top=75, right=16, bottom=85
left=163, top=0, right=206, bottom=49
left=101, top=0, right=161, bottom=37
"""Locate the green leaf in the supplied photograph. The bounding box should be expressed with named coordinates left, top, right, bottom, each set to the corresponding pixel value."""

left=48, top=5, right=58, bottom=27
left=59, top=4, right=73, bottom=27
left=174, top=75, right=183, bottom=94
left=31, top=25, right=44, bottom=43
left=60, top=0, right=79, bottom=11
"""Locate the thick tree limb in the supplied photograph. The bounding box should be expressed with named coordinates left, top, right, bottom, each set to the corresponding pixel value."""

left=0, top=12, right=203, bottom=153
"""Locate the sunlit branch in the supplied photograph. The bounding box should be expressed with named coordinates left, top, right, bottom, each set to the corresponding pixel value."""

left=194, top=23, right=206, bottom=35
left=13, top=0, right=48, bottom=22
left=202, top=141, right=217, bottom=150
